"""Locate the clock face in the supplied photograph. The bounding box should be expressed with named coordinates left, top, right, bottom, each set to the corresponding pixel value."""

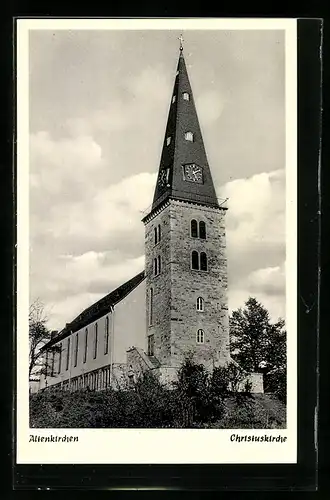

left=158, top=168, right=170, bottom=188
left=182, top=164, right=203, bottom=184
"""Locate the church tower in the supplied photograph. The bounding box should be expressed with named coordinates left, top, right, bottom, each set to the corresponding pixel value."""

left=142, top=42, right=230, bottom=379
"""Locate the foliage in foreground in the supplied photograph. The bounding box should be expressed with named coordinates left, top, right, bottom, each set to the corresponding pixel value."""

left=30, top=359, right=286, bottom=429
left=230, top=297, right=286, bottom=374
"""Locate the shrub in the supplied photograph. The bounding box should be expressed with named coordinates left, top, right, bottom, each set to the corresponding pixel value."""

left=209, top=366, right=230, bottom=397
left=29, top=359, right=285, bottom=428
left=173, top=358, right=226, bottom=426
left=264, top=367, right=287, bottom=403
left=225, top=362, right=246, bottom=392
left=244, top=379, right=253, bottom=394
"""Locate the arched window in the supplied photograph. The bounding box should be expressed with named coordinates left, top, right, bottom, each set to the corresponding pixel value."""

left=199, top=221, right=206, bottom=239
left=157, top=255, right=161, bottom=274
left=196, top=297, right=204, bottom=312
left=191, top=250, right=199, bottom=270
left=154, top=257, right=158, bottom=276
left=93, top=323, right=98, bottom=359
left=200, top=252, right=208, bottom=271
left=185, top=131, right=194, bottom=142
left=191, top=219, right=198, bottom=238
left=157, top=224, right=161, bottom=243
left=183, top=92, right=190, bottom=101
left=197, top=329, right=205, bottom=344
left=154, top=227, right=158, bottom=245
left=148, top=288, right=153, bottom=326
left=83, top=328, right=88, bottom=363
left=104, top=316, right=109, bottom=355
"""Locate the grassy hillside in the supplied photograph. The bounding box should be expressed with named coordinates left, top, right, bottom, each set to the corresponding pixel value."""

left=199, top=394, right=286, bottom=429
left=30, top=388, right=286, bottom=429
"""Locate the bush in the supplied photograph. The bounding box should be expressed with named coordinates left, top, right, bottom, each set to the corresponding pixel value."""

left=264, top=367, right=287, bottom=403
left=30, top=374, right=183, bottom=428
left=173, top=358, right=228, bottom=426
left=30, top=359, right=286, bottom=428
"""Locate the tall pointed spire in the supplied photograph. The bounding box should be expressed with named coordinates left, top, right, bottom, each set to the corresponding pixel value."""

left=150, top=44, right=219, bottom=214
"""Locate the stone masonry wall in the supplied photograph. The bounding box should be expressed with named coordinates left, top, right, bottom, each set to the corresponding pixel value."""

left=169, top=200, right=230, bottom=369
left=144, top=203, right=172, bottom=365
left=144, top=199, right=230, bottom=371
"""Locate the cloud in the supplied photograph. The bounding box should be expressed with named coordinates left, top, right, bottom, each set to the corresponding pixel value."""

left=196, top=90, right=225, bottom=126
left=30, top=131, right=154, bottom=329
left=30, top=130, right=285, bottom=329
left=31, top=250, right=146, bottom=330
left=62, top=64, right=171, bottom=138
left=28, top=30, right=286, bottom=332
left=29, top=131, right=104, bottom=210
left=248, top=265, right=285, bottom=297
left=217, top=169, right=286, bottom=320
left=30, top=128, right=157, bottom=250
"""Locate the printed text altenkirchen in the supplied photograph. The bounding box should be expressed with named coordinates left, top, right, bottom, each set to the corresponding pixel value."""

left=29, top=435, right=79, bottom=443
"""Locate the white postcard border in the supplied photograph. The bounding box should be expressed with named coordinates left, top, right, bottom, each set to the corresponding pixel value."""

left=16, top=17, right=297, bottom=464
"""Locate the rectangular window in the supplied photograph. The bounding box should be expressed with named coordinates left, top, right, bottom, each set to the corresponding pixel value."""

left=128, top=374, right=135, bottom=388
left=45, top=351, right=48, bottom=377
left=148, top=334, right=154, bottom=356
left=83, top=328, right=88, bottom=363
left=93, top=323, right=98, bottom=359
left=74, top=333, right=79, bottom=367
left=104, top=316, right=109, bottom=355
left=66, top=338, right=70, bottom=371
left=51, top=350, right=55, bottom=377
left=58, top=343, right=62, bottom=373
left=148, top=288, right=153, bottom=326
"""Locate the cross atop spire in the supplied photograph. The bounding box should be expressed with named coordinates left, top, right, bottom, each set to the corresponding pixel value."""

left=178, top=33, right=184, bottom=52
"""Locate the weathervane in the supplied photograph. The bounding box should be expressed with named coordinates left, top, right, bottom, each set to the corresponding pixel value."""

left=178, top=33, right=184, bottom=52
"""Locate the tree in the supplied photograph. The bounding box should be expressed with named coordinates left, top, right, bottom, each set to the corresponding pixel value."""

left=29, top=299, right=58, bottom=379
left=229, top=297, right=286, bottom=374
left=265, top=318, right=287, bottom=370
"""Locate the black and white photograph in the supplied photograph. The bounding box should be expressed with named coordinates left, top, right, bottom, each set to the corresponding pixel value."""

left=17, top=18, right=297, bottom=464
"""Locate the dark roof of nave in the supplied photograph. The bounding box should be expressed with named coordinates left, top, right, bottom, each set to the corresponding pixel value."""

left=41, top=271, right=145, bottom=351
left=148, top=49, right=219, bottom=218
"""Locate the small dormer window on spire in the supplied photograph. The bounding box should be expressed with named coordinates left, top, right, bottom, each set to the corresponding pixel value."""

left=166, top=136, right=171, bottom=146
left=185, top=131, right=194, bottom=142
left=183, top=92, right=190, bottom=101
left=172, top=95, right=176, bottom=104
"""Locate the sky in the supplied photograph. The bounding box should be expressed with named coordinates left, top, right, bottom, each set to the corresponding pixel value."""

left=28, top=28, right=286, bottom=331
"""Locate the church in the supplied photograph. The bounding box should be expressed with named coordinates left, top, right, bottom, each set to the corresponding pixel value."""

left=38, top=42, right=264, bottom=393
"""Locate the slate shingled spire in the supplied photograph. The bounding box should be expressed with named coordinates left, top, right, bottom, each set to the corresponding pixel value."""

left=150, top=46, right=219, bottom=214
